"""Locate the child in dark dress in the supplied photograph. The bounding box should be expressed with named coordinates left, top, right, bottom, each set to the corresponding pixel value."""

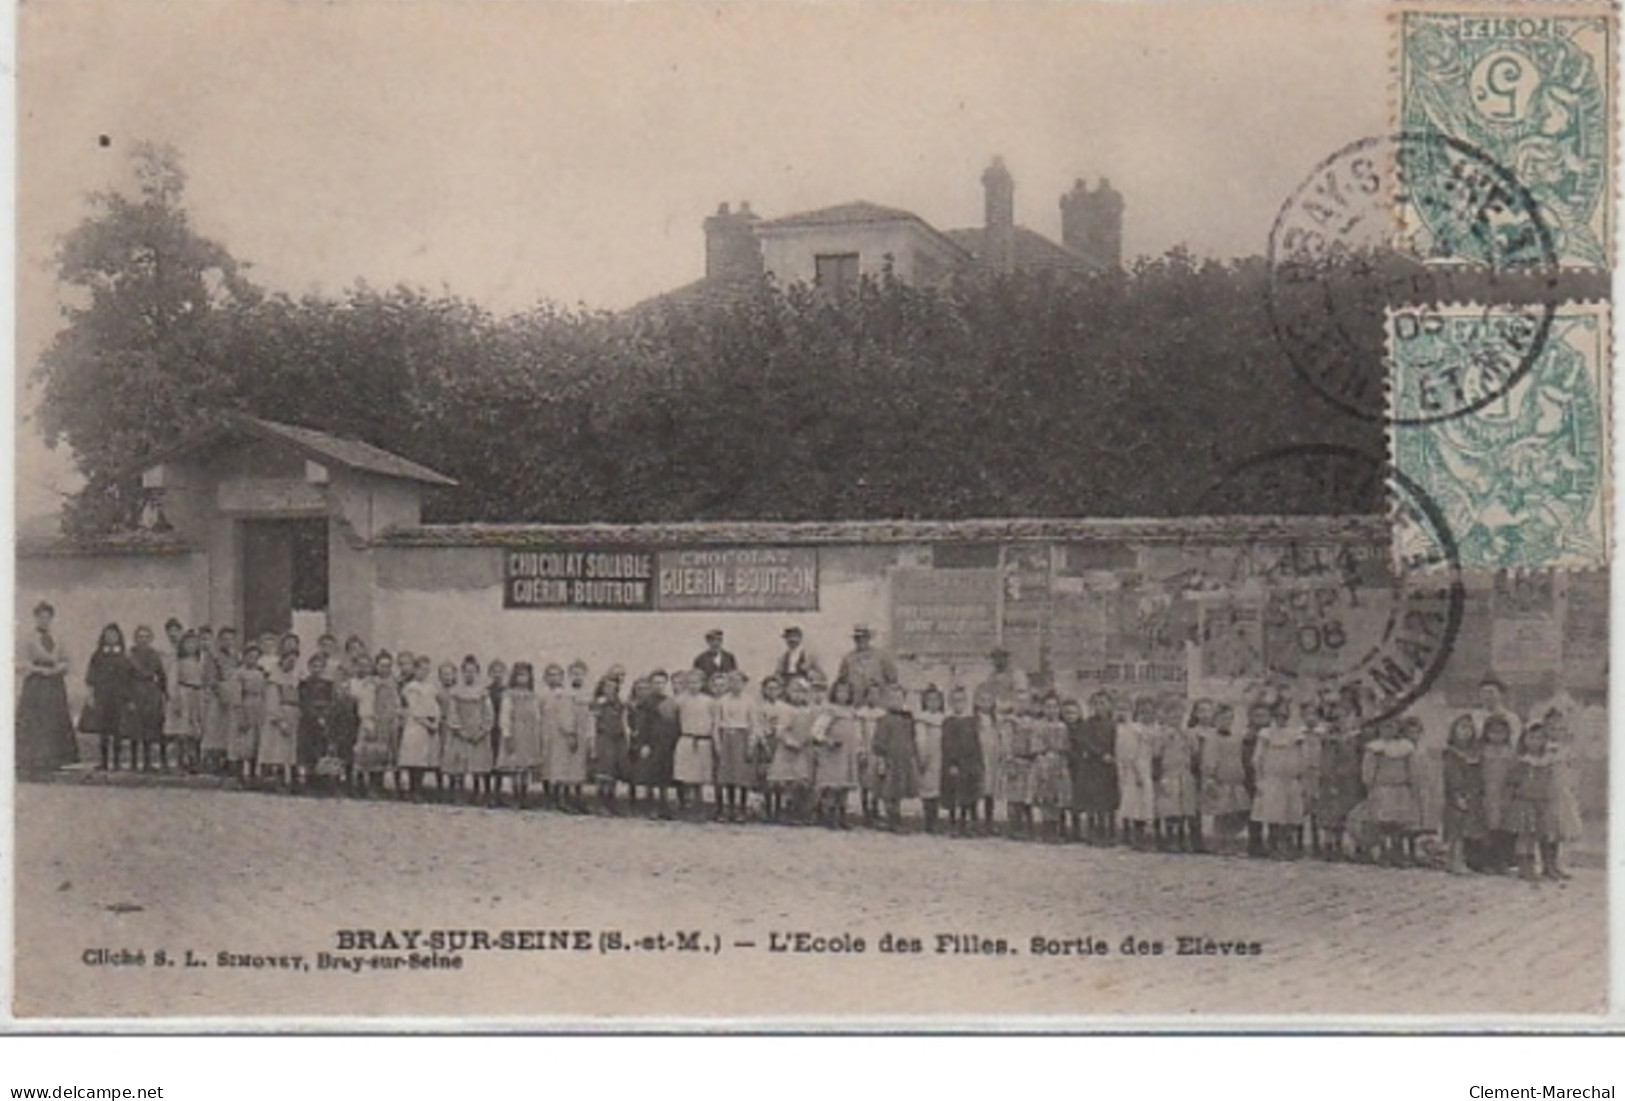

left=126, top=626, right=168, bottom=772
left=1069, top=691, right=1119, bottom=844
left=631, top=670, right=679, bottom=819
left=1442, top=713, right=1486, bottom=875
left=486, top=660, right=507, bottom=778
left=591, top=667, right=630, bottom=815
left=1480, top=713, right=1517, bottom=874
left=298, top=652, right=339, bottom=794
left=940, top=685, right=983, bottom=836
left=870, top=684, right=919, bottom=832
left=84, top=624, right=133, bottom=771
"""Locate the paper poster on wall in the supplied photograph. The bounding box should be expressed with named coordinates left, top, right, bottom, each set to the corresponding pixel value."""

left=1562, top=571, right=1608, bottom=692
left=1490, top=572, right=1561, bottom=675
left=1198, top=597, right=1264, bottom=680
left=1000, top=544, right=1052, bottom=673
left=891, top=568, right=1000, bottom=657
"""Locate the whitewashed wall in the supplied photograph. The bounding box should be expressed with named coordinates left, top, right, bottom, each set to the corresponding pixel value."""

left=15, top=551, right=199, bottom=711
left=371, top=544, right=1003, bottom=691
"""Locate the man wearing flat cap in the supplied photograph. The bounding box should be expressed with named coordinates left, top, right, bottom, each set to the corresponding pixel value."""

left=976, top=646, right=1029, bottom=712
left=774, top=625, right=825, bottom=684
left=836, top=623, right=898, bottom=703
left=692, top=628, right=738, bottom=680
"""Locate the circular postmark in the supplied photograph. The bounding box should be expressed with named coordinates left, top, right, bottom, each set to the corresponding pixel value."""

left=1267, top=132, right=1559, bottom=425
left=1194, top=444, right=1463, bottom=724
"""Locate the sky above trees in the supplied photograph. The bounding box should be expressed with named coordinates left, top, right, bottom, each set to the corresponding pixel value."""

left=16, top=0, right=1391, bottom=516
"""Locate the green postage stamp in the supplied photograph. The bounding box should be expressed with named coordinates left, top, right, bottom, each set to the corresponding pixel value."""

left=1398, top=7, right=1614, bottom=268
left=1389, top=301, right=1611, bottom=571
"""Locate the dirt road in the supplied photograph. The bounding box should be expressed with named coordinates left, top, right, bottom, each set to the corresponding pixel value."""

left=12, top=781, right=1608, bottom=1020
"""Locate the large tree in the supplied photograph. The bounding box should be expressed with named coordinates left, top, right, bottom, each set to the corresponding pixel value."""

left=34, top=142, right=260, bottom=533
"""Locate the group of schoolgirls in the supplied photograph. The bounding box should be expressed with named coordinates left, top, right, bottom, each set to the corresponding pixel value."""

left=79, top=619, right=273, bottom=776
left=1437, top=678, right=1585, bottom=883
left=73, top=620, right=1585, bottom=880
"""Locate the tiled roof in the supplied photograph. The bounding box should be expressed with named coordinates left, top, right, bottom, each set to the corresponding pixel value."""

left=138, top=414, right=458, bottom=487
left=943, top=225, right=1096, bottom=272
left=756, top=200, right=924, bottom=230
left=241, top=417, right=458, bottom=486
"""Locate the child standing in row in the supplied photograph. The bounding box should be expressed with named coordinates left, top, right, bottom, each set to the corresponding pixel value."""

left=1002, top=691, right=1035, bottom=839
left=940, top=685, right=983, bottom=836
left=914, top=685, right=946, bottom=834
left=1029, top=694, right=1071, bottom=843
left=398, top=657, right=440, bottom=800
left=298, top=652, right=338, bottom=791
left=260, top=649, right=302, bottom=790
left=1442, top=713, right=1486, bottom=875
left=1068, top=691, right=1118, bottom=844
left=1116, top=697, right=1157, bottom=848
left=1154, top=699, right=1198, bottom=852
left=767, top=677, right=813, bottom=822
left=870, top=684, right=918, bottom=832
left=857, top=684, right=887, bottom=827
left=1507, top=723, right=1566, bottom=884
left=229, top=643, right=267, bottom=782
left=542, top=663, right=586, bottom=812
left=591, top=666, right=630, bottom=815
left=347, top=654, right=384, bottom=795
left=1198, top=702, right=1250, bottom=854
left=1310, top=700, right=1364, bottom=860
left=83, top=624, right=132, bottom=771
left=497, top=663, right=542, bottom=807
left=714, top=670, right=756, bottom=822
left=1362, top=718, right=1422, bottom=866
left=173, top=631, right=207, bottom=772
left=1252, top=702, right=1312, bottom=858
left=674, top=669, right=719, bottom=819
left=1479, top=713, right=1518, bottom=873
left=815, top=679, right=858, bottom=829
left=447, top=655, right=495, bottom=805
left=976, top=689, right=1002, bottom=834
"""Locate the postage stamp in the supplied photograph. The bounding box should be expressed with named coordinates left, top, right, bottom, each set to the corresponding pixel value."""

left=1388, top=301, right=1611, bottom=570
left=1397, top=7, right=1615, bottom=268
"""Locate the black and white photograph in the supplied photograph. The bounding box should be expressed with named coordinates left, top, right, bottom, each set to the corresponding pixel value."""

left=7, top=0, right=1617, bottom=1024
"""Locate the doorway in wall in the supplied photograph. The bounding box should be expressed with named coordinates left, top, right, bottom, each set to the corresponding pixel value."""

left=240, top=518, right=330, bottom=640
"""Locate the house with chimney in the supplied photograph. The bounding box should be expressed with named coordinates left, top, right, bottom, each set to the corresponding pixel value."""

left=634, top=156, right=1123, bottom=312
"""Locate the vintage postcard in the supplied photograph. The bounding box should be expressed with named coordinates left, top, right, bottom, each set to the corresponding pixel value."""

left=7, top=0, right=1617, bottom=1027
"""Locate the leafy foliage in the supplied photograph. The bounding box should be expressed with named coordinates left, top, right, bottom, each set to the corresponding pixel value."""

left=54, top=146, right=1548, bottom=533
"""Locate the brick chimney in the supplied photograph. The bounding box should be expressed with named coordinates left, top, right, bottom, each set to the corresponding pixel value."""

left=981, top=156, right=1015, bottom=272
left=1060, top=177, right=1124, bottom=270
left=703, top=201, right=764, bottom=282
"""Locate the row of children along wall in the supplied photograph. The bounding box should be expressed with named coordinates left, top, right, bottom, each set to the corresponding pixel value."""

left=68, top=619, right=1584, bottom=884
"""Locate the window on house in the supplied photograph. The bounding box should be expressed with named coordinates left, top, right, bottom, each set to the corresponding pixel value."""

left=814, top=253, right=860, bottom=297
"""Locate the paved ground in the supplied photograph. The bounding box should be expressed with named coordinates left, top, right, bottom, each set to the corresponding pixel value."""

left=11, top=778, right=1609, bottom=1020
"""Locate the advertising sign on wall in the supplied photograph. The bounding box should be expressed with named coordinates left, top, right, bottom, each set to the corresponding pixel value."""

left=505, top=546, right=818, bottom=612
left=504, top=547, right=657, bottom=610
left=655, top=548, right=819, bottom=611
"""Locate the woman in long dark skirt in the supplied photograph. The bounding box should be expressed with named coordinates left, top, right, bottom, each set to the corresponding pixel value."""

left=15, top=601, right=76, bottom=774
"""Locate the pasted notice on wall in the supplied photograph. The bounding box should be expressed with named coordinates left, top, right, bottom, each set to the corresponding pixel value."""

left=891, top=568, right=1001, bottom=657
